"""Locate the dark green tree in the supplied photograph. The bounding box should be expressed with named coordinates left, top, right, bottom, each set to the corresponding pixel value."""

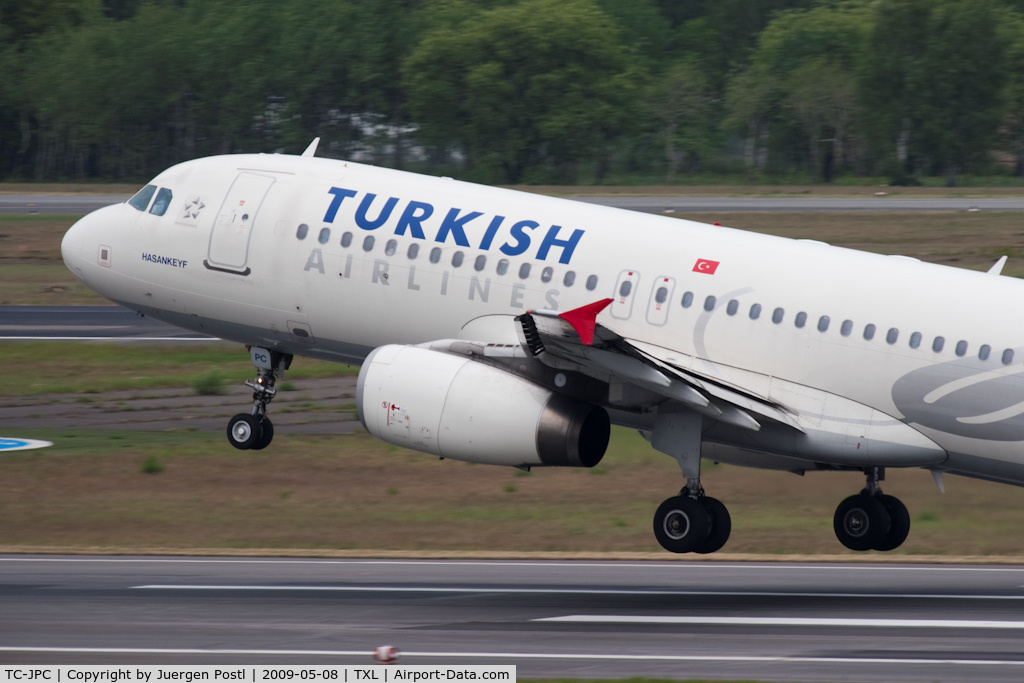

left=859, top=0, right=1011, bottom=181
left=723, top=2, right=870, bottom=179
left=404, top=0, right=643, bottom=183
left=648, top=59, right=716, bottom=180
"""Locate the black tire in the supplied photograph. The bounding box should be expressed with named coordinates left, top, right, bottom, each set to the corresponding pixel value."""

left=227, top=413, right=261, bottom=450
left=251, top=417, right=274, bottom=450
left=875, top=494, right=911, bottom=551
left=834, top=494, right=889, bottom=552
left=695, top=497, right=732, bottom=554
left=653, top=496, right=711, bottom=553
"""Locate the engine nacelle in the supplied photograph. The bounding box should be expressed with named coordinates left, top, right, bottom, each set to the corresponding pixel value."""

left=357, top=344, right=609, bottom=468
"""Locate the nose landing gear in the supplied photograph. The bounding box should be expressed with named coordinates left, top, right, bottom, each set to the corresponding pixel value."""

left=226, top=347, right=291, bottom=451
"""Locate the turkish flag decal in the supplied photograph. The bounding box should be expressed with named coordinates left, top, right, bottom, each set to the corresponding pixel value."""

left=693, top=258, right=720, bottom=274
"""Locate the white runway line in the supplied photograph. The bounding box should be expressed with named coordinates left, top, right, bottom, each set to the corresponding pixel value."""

left=5, top=556, right=1024, bottom=573
left=537, top=615, right=1024, bottom=629
left=1, top=646, right=1023, bottom=667
left=132, top=584, right=1024, bottom=600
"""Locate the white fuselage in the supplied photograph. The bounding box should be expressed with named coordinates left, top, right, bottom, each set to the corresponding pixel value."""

left=61, top=153, right=1024, bottom=486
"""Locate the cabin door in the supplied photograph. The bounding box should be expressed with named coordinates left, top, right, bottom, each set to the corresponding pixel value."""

left=205, top=172, right=276, bottom=275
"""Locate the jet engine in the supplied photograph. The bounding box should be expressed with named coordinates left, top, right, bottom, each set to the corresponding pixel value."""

left=357, top=344, right=609, bottom=468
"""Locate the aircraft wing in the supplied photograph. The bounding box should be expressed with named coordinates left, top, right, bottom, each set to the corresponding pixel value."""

left=515, top=299, right=803, bottom=433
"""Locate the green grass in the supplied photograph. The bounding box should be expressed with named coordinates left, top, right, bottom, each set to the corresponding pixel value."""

left=1, top=341, right=355, bottom=396
left=3, top=425, right=1024, bottom=555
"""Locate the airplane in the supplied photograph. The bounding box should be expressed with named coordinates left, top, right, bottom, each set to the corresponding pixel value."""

left=59, top=138, right=1024, bottom=554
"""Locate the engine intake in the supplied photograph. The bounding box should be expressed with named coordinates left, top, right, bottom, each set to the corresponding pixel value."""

left=357, top=344, right=609, bottom=468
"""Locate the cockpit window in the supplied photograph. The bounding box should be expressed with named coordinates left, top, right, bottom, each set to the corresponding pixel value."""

left=128, top=184, right=157, bottom=211
left=149, top=188, right=173, bottom=216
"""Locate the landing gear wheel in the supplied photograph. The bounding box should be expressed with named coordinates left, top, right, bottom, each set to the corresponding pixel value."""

left=250, top=417, right=274, bottom=451
left=695, top=497, right=732, bottom=554
left=875, top=494, right=910, bottom=551
left=834, top=494, right=889, bottom=551
left=227, top=413, right=261, bottom=450
left=654, top=496, right=711, bottom=553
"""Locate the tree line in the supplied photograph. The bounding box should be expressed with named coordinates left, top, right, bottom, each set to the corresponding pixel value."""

left=2, top=0, right=1024, bottom=185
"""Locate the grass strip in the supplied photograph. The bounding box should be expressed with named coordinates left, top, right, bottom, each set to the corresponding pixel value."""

left=1, top=341, right=355, bottom=396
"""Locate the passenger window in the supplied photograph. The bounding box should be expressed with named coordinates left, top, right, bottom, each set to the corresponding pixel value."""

left=749, top=303, right=762, bottom=320
left=864, top=324, right=876, bottom=340
left=772, top=307, right=784, bottom=324
left=563, top=271, right=575, bottom=287
left=149, top=188, right=172, bottom=216
left=682, top=292, right=694, bottom=308
left=319, top=228, right=331, bottom=245
left=362, top=235, right=374, bottom=252
left=541, top=266, right=554, bottom=283
left=656, top=287, right=669, bottom=304
left=128, top=184, right=157, bottom=211
left=840, top=320, right=853, bottom=337
left=519, top=263, right=532, bottom=279
left=384, top=239, right=397, bottom=255
left=585, top=275, right=598, bottom=290
left=726, top=300, right=738, bottom=316
left=619, top=280, right=633, bottom=297
left=340, top=231, right=353, bottom=247
left=979, top=344, right=991, bottom=361
left=932, top=336, right=944, bottom=353
left=703, top=295, right=716, bottom=312
left=497, top=259, right=509, bottom=275
left=296, top=224, right=309, bottom=240
left=955, top=340, right=968, bottom=357
left=407, top=243, right=419, bottom=259
left=474, top=255, right=486, bottom=271
left=452, top=251, right=464, bottom=267
left=429, top=247, right=442, bottom=264
left=1002, top=349, right=1014, bottom=365
left=909, top=332, right=922, bottom=349
left=794, top=312, right=807, bottom=328
left=817, top=316, right=830, bottom=332
left=886, top=328, right=899, bottom=344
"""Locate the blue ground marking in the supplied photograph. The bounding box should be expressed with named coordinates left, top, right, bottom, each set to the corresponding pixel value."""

left=0, top=438, right=53, bottom=451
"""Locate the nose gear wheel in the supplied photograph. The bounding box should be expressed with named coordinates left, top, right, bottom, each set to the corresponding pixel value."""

left=226, top=348, right=291, bottom=450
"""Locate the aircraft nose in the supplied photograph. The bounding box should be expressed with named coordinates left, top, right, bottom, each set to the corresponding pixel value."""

left=61, top=204, right=119, bottom=277
left=61, top=215, right=87, bottom=275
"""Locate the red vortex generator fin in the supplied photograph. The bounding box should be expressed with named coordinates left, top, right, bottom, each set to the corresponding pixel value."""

left=558, top=298, right=613, bottom=345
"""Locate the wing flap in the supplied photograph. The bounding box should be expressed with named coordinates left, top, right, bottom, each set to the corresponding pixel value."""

left=516, top=301, right=802, bottom=433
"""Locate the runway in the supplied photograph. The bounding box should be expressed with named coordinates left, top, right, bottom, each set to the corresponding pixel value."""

left=575, top=195, right=1024, bottom=213
left=2, top=556, right=1024, bottom=682
left=5, top=193, right=1024, bottom=216
left=0, top=305, right=212, bottom=341
left=0, top=194, right=130, bottom=214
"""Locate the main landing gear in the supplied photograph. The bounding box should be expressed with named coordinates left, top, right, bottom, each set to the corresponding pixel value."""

left=833, top=467, right=911, bottom=552
left=649, top=410, right=732, bottom=554
left=653, top=485, right=732, bottom=554
left=647, top=405, right=911, bottom=553
left=226, top=347, right=291, bottom=451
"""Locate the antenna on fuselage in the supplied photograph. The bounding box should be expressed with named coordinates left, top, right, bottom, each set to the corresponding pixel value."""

left=301, top=137, right=320, bottom=158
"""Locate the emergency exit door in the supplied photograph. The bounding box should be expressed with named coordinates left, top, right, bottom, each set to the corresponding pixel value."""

left=205, top=172, right=275, bottom=275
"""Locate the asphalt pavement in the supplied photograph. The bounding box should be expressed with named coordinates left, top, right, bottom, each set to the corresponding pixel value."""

left=2, top=556, right=1023, bottom=682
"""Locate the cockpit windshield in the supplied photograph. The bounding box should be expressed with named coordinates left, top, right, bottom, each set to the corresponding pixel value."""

left=150, top=187, right=173, bottom=216
left=127, top=184, right=174, bottom=216
left=128, top=184, right=157, bottom=211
